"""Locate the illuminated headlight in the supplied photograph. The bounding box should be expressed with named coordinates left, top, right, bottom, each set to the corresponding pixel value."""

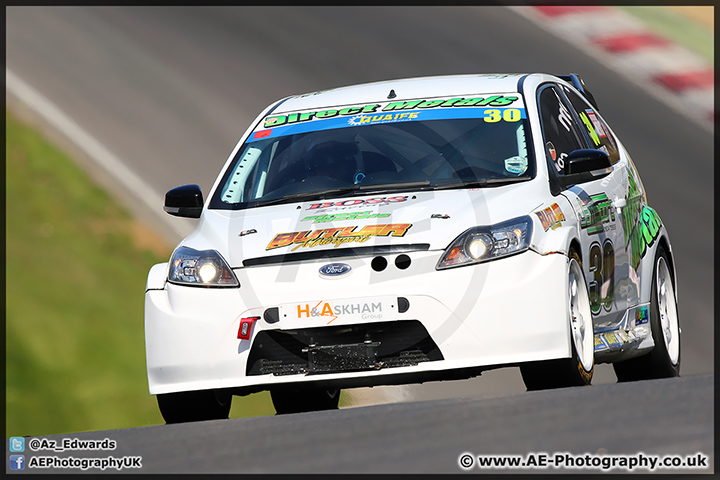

left=436, top=216, right=533, bottom=270
left=168, top=246, right=239, bottom=287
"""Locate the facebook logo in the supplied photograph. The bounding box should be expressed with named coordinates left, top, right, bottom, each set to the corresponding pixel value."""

left=9, top=437, right=25, bottom=452
left=9, top=455, right=25, bottom=470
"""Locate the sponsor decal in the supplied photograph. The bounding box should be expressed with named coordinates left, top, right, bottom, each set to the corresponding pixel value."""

left=504, top=155, right=528, bottom=174
left=636, top=305, right=649, bottom=325
left=579, top=111, right=601, bottom=146
left=280, top=295, right=396, bottom=324
left=602, top=331, right=621, bottom=348
left=546, top=141, right=557, bottom=161
left=534, top=203, right=566, bottom=231
left=348, top=111, right=419, bottom=126
left=294, top=299, right=385, bottom=324
left=263, top=95, right=521, bottom=129
left=318, top=263, right=352, bottom=277
left=267, top=223, right=412, bottom=251
left=307, top=196, right=409, bottom=210
left=247, top=95, right=526, bottom=142
left=252, top=129, right=272, bottom=140
left=302, top=210, right=390, bottom=223
left=594, top=334, right=607, bottom=351
left=578, top=193, right=615, bottom=235
left=621, top=170, right=662, bottom=271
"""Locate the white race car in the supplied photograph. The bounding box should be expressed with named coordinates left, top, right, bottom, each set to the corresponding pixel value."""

left=145, top=73, right=680, bottom=423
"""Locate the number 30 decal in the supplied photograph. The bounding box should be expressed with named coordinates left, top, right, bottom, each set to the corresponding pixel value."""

left=484, top=109, right=522, bottom=123
left=588, top=240, right=614, bottom=315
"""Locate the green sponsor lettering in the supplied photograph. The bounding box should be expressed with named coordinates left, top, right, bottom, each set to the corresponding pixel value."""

left=299, top=112, right=316, bottom=121
left=383, top=100, right=422, bottom=111
left=441, top=98, right=463, bottom=107
left=418, top=100, right=445, bottom=108
left=486, top=96, right=518, bottom=106
left=454, top=98, right=484, bottom=106
left=316, top=109, right=338, bottom=119
left=339, top=107, right=362, bottom=115
left=361, top=104, right=381, bottom=113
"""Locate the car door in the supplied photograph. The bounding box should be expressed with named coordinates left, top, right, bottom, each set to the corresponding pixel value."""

left=537, top=83, right=629, bottom=330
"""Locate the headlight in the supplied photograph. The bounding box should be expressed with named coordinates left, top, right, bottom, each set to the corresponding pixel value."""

left=168, top=246, right=239, bottom=287
left=436, top=216, right=533, bottom=270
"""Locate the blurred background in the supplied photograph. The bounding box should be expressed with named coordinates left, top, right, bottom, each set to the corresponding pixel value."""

left=5, top=6, right=713, bottom=437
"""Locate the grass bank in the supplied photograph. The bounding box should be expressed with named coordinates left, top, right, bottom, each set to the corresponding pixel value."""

left=5, top=109, right=275, bottom=437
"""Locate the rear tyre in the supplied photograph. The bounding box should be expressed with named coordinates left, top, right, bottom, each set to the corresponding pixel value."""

left=613, top=245, right=680, bottom=381
left=521, top=250, right=594, bottom=391
left=157, top=389, right=232, bottom=424
left=271, top=387, right=340, bottom=415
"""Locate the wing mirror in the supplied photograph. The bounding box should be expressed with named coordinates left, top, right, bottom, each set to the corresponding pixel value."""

left=164, top=184, right=203, bottom=218
left=559, top=149, right=611, bottom=187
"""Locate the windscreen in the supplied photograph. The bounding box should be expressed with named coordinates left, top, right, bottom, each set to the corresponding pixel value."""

left=209, top=94, right=533, bottom=210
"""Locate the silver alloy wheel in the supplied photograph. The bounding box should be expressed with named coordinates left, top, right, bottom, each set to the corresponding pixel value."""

left=656, top=256, right=680, bottom=365
left=569, top=258, right=593, bottom=372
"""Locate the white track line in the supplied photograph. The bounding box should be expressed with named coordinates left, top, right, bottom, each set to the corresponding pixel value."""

left=6, top=68, right=193, bottom=240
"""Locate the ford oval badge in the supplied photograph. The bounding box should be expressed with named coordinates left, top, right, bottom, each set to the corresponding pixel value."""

left=319, top=263, right=352, bottom=278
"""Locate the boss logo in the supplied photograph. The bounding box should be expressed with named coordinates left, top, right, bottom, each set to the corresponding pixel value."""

left=319, top=263, right=352, bottom=278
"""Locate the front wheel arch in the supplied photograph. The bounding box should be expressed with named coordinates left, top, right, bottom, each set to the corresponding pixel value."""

left=520, top=247, right=594, bottom=390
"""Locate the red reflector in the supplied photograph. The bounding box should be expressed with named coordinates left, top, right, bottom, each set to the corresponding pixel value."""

left=237, top=317, right=260, bottom=340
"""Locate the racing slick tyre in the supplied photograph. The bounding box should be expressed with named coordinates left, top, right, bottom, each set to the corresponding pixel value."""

left=157, top=389, right=232, bottom=424
left=520, top=250, right=594, bottom=391
left=613, top=245, right=680, bottom=381
left=271, top=387, right=340, bottom=415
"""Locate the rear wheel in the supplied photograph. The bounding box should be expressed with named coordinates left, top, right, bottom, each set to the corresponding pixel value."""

left=613, top=246, right=680, bottom=381
left=157, top=389, right=232, bottom=424
left=521, top=250, right=594, bottom=390
left=271, top=387, right=340, bottom=415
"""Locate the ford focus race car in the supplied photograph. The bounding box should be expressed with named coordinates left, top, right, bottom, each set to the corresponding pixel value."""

left=145, top=73, right=680, bottom=423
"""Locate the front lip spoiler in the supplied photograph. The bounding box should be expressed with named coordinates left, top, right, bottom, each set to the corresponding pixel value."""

left=240, top=243, right=431, bottom=267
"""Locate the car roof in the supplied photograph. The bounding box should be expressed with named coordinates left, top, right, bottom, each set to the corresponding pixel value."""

left=272, top=73, right=554, bottom=113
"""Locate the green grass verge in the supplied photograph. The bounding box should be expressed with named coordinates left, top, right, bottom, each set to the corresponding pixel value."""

left=618, top=6, right=714, bottom=64
left=5, top=109, right=276, bottom=437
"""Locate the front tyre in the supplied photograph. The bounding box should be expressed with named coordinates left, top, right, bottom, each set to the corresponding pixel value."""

left=613, top=245, right=680, bottom=381
left=271, top=387, right=340, bottom=415
left=157, top=389, right=232, bottom=424
left=521, top=251, right=594, bottom=390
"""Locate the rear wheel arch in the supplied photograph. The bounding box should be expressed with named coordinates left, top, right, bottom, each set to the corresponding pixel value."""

left=657, top=235, right=676, bottom=290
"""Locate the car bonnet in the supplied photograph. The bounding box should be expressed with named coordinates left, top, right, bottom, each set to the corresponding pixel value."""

left=191, top=181, right=544, bottom=268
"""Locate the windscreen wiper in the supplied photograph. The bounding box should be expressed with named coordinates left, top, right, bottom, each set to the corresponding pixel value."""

left=356, top=180, right=431, bottom=192
left=252, top=186, right=361, bottom=207
left=433, top=176, right=531, bottom=190
left=253, top=180, right=433, bottom=207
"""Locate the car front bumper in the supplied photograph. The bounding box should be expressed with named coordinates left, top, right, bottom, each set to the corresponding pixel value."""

left=145, top=250, right=571, bottom=395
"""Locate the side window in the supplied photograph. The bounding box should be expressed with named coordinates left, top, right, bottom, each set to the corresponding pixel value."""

left=560, top=85, right=620, bottom=164
left=538, top=86, right=586, bottom=175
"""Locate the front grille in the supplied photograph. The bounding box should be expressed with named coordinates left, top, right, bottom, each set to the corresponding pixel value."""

left=246, top=320, right=442, bottom=376
left=242, top=244, right=430, bottom=267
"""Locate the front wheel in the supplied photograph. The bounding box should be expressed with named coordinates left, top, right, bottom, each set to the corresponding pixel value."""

left=157, top=389, right=232, bottom=424
left=271, top=387, right=340, bottom=415
left=613, top=245, right=680, bottom=381
left=521, top=251, right=594, bottom=390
